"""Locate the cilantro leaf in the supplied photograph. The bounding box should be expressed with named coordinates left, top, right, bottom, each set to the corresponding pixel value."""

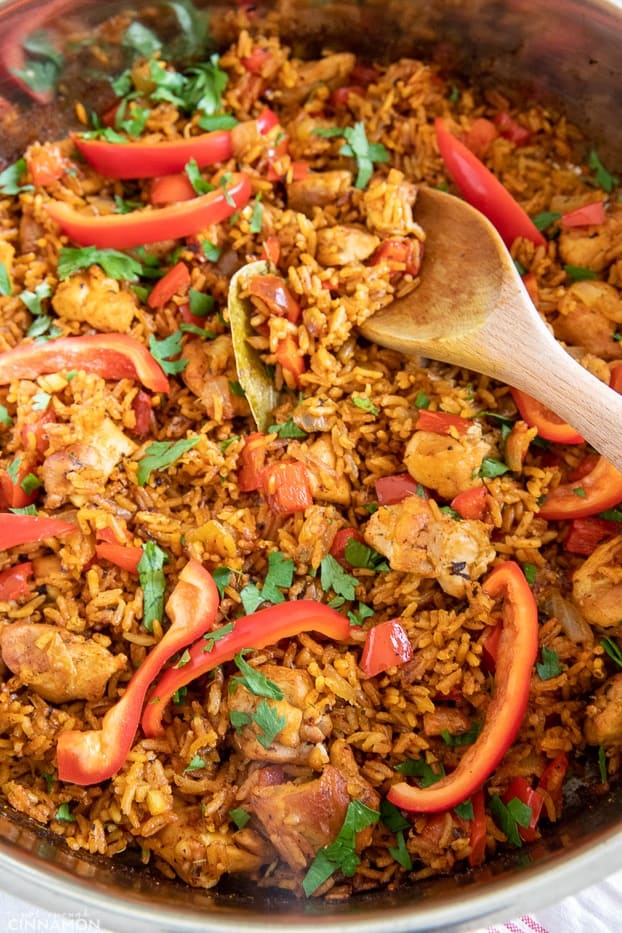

left=267, top=418, right=307, bottom=439
left=339, top=122, right=389, bottom=189
left=320, top=554, right=358, bottom=601
left=262, top=550, right=294, bottom=602
left=148, top=331, right=188, bottom=375
left=0, top=261, right=12, bottom=296
left=380, top=798, right=410, bottom=833
left=394, top=757, right=445, bottom=786
left=532, top=211, right=561, bottom=232
left=229, top=807, right=251, bottom=829
left=0, top=405, right=12, bottom=427
left=302, top=800, right=380, bottom=895
left=564, top=264, right=597, bottom=282
left=20, top=281, right=52, bottom=314
left=489, top=794, right=532, bottom=847
left=0, top=159, right=33, bottom=195
left=588, top=149, right=619, bottom=193
left=343, top=537, right=389, bottom=572
left=122, top=21, right=162, bottom=57
left=188, top=288, right=214, bottom=317
left=136, top=436, right=200, bottom=486
left=185, top=158, right=214, bottom=195
left=440, top=720, right=482, bottom=747
left=249, top=194, right=264, bottom=234
left=187, top=55, right=228, bottom=114
left=347, top=601, right=374, bottom=627
left=230, top=710, right=252, bottom=732
left=54, top=802, right=75, bottom=823
left=352, top=395, right=379, bottom=415
left=231, top=652, right=284, bottom=699
left=601, top=636, right=622, bottom=667
left=138, top=541, right=167, bottom=633
left=415, top=389, right=430, bottom=409
left=211, top=567, right=232, bottom=598
left=57, top=247, right=143, bottom=281
left=202, top=621, right=234, bottom=652
left=479, top=458, right=509, bottom=478
left=536, top=645, right=562, bottom=680
left=183, top=754, right=205, bottom=773
left=253, top=698, right=287, bottom=749
left=388, top=829, right=412, bottom=870
left=198, top=113, right=238, bottom=131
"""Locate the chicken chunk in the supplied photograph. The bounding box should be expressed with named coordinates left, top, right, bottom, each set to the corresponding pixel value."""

left=181, top=336, right=249, bottom=421
left=0, top=622, right=125, bottom=703
left=41, top=417, right=136, bottom=508
left=287, top=170, right=353, bottom=215
left=554, top=280, right=622, bottom=359
left=584, top=673, right=622, bottom=746
left=289, top=435, right=351, bottom=505
left=316, top=225, right=380, bottom=267
left=404, top=422, right=491, bottom=500
left=362, top=168, right=424, bottom=239
left=144, top=802, right=270, bottom=888
left=558, top=206, right=622, bottom=273
left=228, top=664, right=332, bottom=766
left=278, top=52, right=356, bottom=107
left=572, top=536, right=622, bottom=627
left=52, top=266, right=138, bottom=333
left=364, top=494, right=495, bottom=597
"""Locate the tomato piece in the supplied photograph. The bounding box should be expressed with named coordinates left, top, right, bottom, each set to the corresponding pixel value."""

left=502, top=776, right=544, bottom=842
left=510, top=388, right=584, bottom=444
left=262, top=461, right=313, bottom=515
left=147, top=261, right=191, bottom=309
left=247, top=275, right=301, bottom=322
left=359, top=618, right=413, bottom=677
left=450, top=486, right=487, bottom=520
left=95, top=542, right=143, bottom=574
left=238, top=432, right=270, bottom=492
left=150, top=173, right=196, bottom=206
left=416, top=410, right=473, bottom=435
left=375, top=472, right=423, bottom=505
left=330, top=527, right=366, bottom=568
left=0, top=562, right=33, bottom=601
left=493, top=112, right=532, bottom=146
left=560, top=201, right=606, bottom=228
left=26, top=143, right=66, bottom=185
left=468, top=789, right=487, bottom=867
left=463, top=117, right=498, bottom=158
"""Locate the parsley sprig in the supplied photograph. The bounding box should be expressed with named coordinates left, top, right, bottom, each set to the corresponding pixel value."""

left=302, top=800, right=380, bottom=895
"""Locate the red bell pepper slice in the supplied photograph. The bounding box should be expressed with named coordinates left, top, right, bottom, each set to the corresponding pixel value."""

left=359, top=618, right=413, bottom=677
left=0, top=513, right=76, bottom=550
left=481, top=621, right=502, bottom=674
left=150, top=173, right=196, bottom=206
left=0, top=562, right=33, bottom=600
left=247, top=275, right=301, bottom=323
left=510, top=388, right=584, bottom=444
left=502, top=775, right=544, bottom=842
left=560, top=201, right=606, bottom=229
left=434, top=118, right=545, bottom=249
left=415, top=409, right=473, bottom=435
left=375, top=472, right=423, bottom=505
left=46, top=172, right=252, bottom=249
left=388, top=561, right=538, bottom=812
left=262, top=461, right=313, bottom=515
left=147, top=261, right=191, bottom=309
left=95, top=542, right=143, bottom=574
left=468, top=788, right=487, bottom=867
left=564, top=516, right=620, bottom=555
left=0, top=334, right=169, bottom=394
left=142, top=599, right=352, bottom=737
left=57, top=559, right=219, bottom=785
left=539, top=456, right=622, bottom=520
left=450, top=486, right=488, bottom=521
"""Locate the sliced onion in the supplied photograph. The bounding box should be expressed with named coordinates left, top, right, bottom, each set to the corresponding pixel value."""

left=542, top=589, right=594, bottom=645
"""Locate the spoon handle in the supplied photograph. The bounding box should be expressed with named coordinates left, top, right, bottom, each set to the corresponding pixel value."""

left=480, top=290, right=622, bottom=472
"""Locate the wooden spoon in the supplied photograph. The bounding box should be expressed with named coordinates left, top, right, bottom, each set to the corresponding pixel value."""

left=360, top=186, right=622, bottom=472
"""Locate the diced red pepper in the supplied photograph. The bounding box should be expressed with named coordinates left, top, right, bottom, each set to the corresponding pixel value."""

left=330, top=527, right=366, bottom=568
left=502, top=776, right=544, bottom=842
left=388, top=562, right=538, bottom=812
left=434, top=118, right=545, bottom=248
left=450, top=486, right=488, bottom=521
left=463, top=118, right=498, bottom=158
left=150, top=173, right=196, bottom=206
left=131, top=390, right=153, bottom=437
left=142, top=599, right=351, bottom=737
left=262, top=461, right=313, bottom=515
left=238, top=432, right=270, bottom=492
left=560, top=201, right=606, bottom=229
left=247, top=275, right=301, bottom=323
left=468, top=788, right=487, bottom=867
left=375, top=472, right=423, bottom=505
left=0, top=334, right=169, bottom=394
left=0, top=513, right=76, bottom=550
left=147, top=261, right=191, bottom=309
left=369, top=238, right=423, bottom=277
left=563, top=516, right=620, bottom=555
left=241, top=47, right=272, bottom=74
left=537, top=752, right=568, bottom=814
left=26, top=144, right=66, bottom=186
left=0, top=452, right=40, bottom=510
left=359, top=618, right=413, bottom=677
left=510, top=388, right=584, bottom=444
left=275, top=335, right=306, bottom=384
left=0, top=562, right=33, bottom=600
left=46, top=172, right=252, bottom=249
left=416, top=409, right=473, bottom=435
left=95, top=542, right=143, bottom=574
left=57, top=559, right=219, bottom=785
left=493, top=112, right=532, bottom=146
left=539, top=457, right=622, bottom=520
left=261, top=235, right=280, bottom=266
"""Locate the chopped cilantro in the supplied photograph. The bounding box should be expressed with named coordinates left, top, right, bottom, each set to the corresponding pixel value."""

left=174, top=648, right=191, bottom=669
left=536, top=646, right=562, bottom=680
left=9, top=504, right=38, bottom=516
left=188, top=288, right=214, bottom=317
left=352, top=395, right=379, bottom=415
left=26, top=314, right=61, bottom=342
left=394, top=758, right=445, bottom=786
left=0, top=261, right=11, bottom=296
left=532, top=211, right=561, bottom=232
left=229, top=807, right=251, bottom=829
left=347, top=601, right=374, bottom=627
left=598, top=745, right=608, bottom=783
left=601, top=636, right=622, bottom=667
left=489, top=794, right=532, bottom=847
left=187, top=54, right=228, bottom=115
left=572, top=486, right=587, bottom=498
left=198, top=112, right=238, bottom=131
left=414, top=389, right=430, bottom=409
left=240, top=551, right=294, bottom=612
left=185, top=158, right=214, bottom=195
left=201, top=240, right=222, bottom=261
left=302, top=800, right=380, bottom=895
left=522, top=562, right=537, bottom=586
left=231, top=651, right=284, bottom=700
left=20, top=281, right=52, bottom=315
left=148, top=331, right=188, bottom=375
left=136, top=436, right=200, bottom=485
left=137, top=541, right=167, bottom=633
left=249, top=193, right=264, bottom=234
left=20, top=473, right=42, bottom=496
left=183, top=754, right=205, bottom=773
left=320, top=554, right=358, bottom=601
left=54, top=802, right=75, bottom=822
left=564, top=265, right=597, bottom=282
left=343, top=537, right=389, bottom=572
left=0, top=159, right=33, bottom=195
left=454, top=798, right=475, bottom=820
left=230, top=709, right=252, bottom=732
left=211, top=566, right=232, bottom=597
left=41, top=770, right=55, bottom=792
left=380, top=798, right=410, bottom=833
left=172, top=686, right=187, bottom=704
left=202, top=621, right=234, bottom=652
left=114, top=194, right=145, bottom=214
left=588, top=149, right=619, bottom=193
left=180, top=322, right=215, bottom=339
left=115, top=101, right=151, bottom=138
left=440, top=720, right=482, bottom=747
left=253, top=698, right=287, bottom=749
left=229, top=380, right=245, bottom=397
left=0, top=405, right=12, bottom=427
left=479, top=458, right=509, bottom=478
left=57, top=247, right=143, bottom=281
left=448, top=85, right=460, bottom=103
left=340, top=121, right=389, bottom=189
left=599, top=507, right=622, bottom=522
left=267, top=418, right=307, bottom=439
left=389, top=830, right=413, bottom=870
left=219, top=173, right=236, bottom=207
left=121, top=21, right=162, bottom=57
left=12, top=37, right=63, bottom=100
left=6, top=458, right=20, bottom=484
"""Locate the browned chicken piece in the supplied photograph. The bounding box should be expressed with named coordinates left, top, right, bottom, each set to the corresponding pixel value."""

left=422, top=708, right=472, bottom=737
left=287, top=170, right=353, bottom=215
left=584, top=674, right=622, bottom=745
left=52, top=266, right=138, bottom=333
left=41, top=417, right=136, bottom=508
left=278, top=52, right=356, bottom=107
left=316, top=225, right=380, bottom=267
left=295, top=504, right=343, bottom=567
left=0, top=622, right=125, bottom=703
left=362, top=168, right=425, bottom=239
left=19, top=209, right=45, bottom=254
left=572, top=536, right=622, bottom=627
left=328, top=737, right=380, bottom=832
left=181, top=336, right=249, bottom=422
left=228, top=664, right=332, bottom=766
left=554, top=280, right=622, bottom=360
left=143, top=802, right=271, bottom=888
left=364, top=494, right=495, bottom=597
left=558, top=205, right=622, bottom=273
left=404, top=423, right=491, bottom=500
left=289, top=436, right=351, bottom=505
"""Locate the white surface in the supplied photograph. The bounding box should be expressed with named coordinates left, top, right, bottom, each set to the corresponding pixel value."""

left=2, top=869, right=622, bottom=933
